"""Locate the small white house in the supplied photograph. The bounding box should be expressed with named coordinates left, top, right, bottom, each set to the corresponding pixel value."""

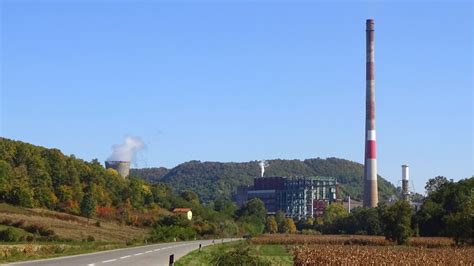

left=172, top=208, right=192, bottom=220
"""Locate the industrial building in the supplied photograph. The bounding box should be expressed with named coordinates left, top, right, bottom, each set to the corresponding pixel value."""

left=237, top=176, right=338, bottom=220
left=105, top=160, right=130, bottom=178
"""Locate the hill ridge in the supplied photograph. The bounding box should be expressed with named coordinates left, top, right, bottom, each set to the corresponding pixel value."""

left=131, top=157, right=397, bottom=203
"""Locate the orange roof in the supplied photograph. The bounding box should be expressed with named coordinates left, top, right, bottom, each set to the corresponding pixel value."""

left=172, top=208, right=191, bottom=213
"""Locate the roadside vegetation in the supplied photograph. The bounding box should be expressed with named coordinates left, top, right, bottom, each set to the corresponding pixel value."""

left=175, top=240, right=292, bottom=266
left=0, top=241, right=129, bottom=263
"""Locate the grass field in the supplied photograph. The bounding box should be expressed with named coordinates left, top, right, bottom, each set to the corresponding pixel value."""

left=0, top=203, right=149, bottom=263
left=0, top=203, right=147, bottom=242
left=175, top=241, right=293, bottom=266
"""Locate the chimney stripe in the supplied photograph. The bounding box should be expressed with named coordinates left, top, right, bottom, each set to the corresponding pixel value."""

left=366, top=140, right=377, bottom=159
left=367, top=130, right=376, bottom=141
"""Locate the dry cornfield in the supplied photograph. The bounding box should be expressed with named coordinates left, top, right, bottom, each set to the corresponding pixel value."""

left=293, top=245, right=474, bottom=265
left=252, top=234, right=454, bottom=248
left=252, top=234, right=472, bottom=265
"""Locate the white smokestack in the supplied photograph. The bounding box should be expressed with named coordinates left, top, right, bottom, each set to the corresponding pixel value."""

left=402, top=165, right=409, bottom=181
left=108, top=136, right=145, bottom=162
left=258, top=160, right=269, bottom=178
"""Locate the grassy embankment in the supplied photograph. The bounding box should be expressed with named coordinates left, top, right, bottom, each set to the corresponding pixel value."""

left=176, top=240, right=293, bottom=266
left=0, top=203, right=148, bottom=263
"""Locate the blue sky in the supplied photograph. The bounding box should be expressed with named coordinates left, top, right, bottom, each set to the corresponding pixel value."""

left=1, top=0, right=472, bottom=194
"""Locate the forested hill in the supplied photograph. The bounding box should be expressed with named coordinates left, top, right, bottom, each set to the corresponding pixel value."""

left=0, top=138, right=196, bottom=220
left=131, top=158, right=397, bottom=203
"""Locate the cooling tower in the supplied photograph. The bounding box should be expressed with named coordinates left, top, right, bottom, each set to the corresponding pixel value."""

left=363, top=19, right=379, bottom=208
left=105, top=161, right=130, bottom=178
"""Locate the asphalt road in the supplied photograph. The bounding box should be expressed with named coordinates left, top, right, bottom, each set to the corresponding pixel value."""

left=5, top=238, right=238, bottom=266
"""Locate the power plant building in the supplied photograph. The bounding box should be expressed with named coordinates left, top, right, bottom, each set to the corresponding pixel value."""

left=238, top=176, right=338, bottom=220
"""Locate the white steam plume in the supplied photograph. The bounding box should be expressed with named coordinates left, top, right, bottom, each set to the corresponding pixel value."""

left=108, top=136, right=145, bottom=162
left=259, top=160, right=269, bottom=178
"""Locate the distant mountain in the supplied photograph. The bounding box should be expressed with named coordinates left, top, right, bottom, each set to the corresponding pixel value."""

left=131, top=158, right=397, bottom=203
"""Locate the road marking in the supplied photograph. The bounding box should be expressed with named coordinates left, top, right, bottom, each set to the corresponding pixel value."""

left=87, top=264, right=95, bottom=266
left=102, top=259, right=117, bottom=263
left=120, top=255, right=131, bottom=259
left=145, top=250, right=153, bottom=253
left=154, top=248, right=161, bottom=251
left=134, top=252, right=144, bottom=256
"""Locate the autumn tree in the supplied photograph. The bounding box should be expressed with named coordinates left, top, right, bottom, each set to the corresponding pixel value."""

left=265, top=216, right=278, bottom=234
left=275, top=210, right=287, bottom=233
left=280, top=218, right=297, bottom=234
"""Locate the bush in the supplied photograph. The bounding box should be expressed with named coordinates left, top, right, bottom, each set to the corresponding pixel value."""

left=87, top=235, right=95, bottom=242
left=12, top=220, right=25, bottom=227
left=1, top=219, right=13, bottom=226
left=24, top=224, right=42, bottom=234
left=39, top=227, right=55, bottom=237
left=0, top=228, right=20, bottom=242
left=148, top=225, right=197, bottom=242
left=301, top=229, right=321, bottom=235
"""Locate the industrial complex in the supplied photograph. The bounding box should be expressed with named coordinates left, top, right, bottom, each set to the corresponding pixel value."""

left=237, top=176, right=338, bottom=219
left=238, top=19, right=383, bottom=217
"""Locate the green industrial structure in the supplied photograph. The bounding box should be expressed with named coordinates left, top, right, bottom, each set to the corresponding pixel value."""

left=238, top=176, right=338, bottom=219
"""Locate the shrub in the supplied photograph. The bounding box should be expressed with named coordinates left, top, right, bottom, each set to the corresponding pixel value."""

left=87, top=235, right=95, bottom=242
left=0, top=228, right=20, bottom=242
left=148, top=225, right=197, bottom=242
left=1, top=219, right=13, bottom=226
left=12, top=220, right=25, bottom=227
left=39, top=227, right=55, bottom=237
left=24, top=224, right=42, bottom=234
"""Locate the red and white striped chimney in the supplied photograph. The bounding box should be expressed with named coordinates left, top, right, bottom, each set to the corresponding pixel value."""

left=364, top=19, right=378, bottom=208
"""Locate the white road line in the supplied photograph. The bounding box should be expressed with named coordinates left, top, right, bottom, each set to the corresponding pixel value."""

left=154, top=248, right=161, bottom=251
left=87, top=264, right=95, bottom=266
left=134, top=252, right=144, bottom=256
left=145, top=250, right=153, bottom=253
left=102, top=259, right=117, bottom=263
left=120, top=255, right=131, bottom=259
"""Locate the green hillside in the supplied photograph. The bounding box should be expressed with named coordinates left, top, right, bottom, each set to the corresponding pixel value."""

left=0, top=138, right=230, bottom=226
left=131, top=158, right=397, bottom=203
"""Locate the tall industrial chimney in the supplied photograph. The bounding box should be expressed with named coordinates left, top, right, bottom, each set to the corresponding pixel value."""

left=363, top=19, right=378, bottom=208
left=401, top=165, right=410, bottom=201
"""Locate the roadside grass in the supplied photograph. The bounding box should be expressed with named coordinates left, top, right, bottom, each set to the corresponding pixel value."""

left=0, top=241, right=130, bottom=263
left=248, top=245, right=293, bottom=265
left=175, top=241, right=293, bottom=266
